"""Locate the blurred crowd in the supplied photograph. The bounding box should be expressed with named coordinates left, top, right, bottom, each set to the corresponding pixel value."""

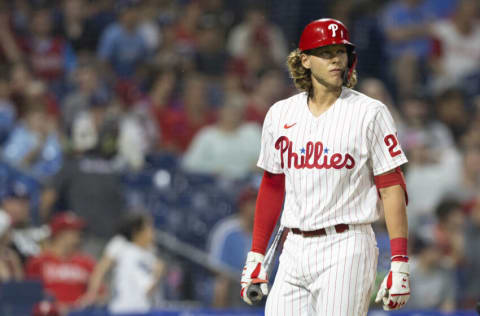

left=0, top=0, right=479, bottom=314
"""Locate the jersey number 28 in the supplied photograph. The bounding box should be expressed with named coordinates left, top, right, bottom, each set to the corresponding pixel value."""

left=384, top=134, right=401, bottom=157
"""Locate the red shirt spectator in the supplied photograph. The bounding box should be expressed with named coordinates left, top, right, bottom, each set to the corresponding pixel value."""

left=155, top=106, right=216, bottom=153
left=244, top=68, right=287, bottom=124
left=244, top=100, right=266, bottom=125
left=16, top=7, right=75, bottom=82
left=153, top=74, right=216, bottom=153
left=18, top=37, right=71, bottom=82
left=26, top=251, right=95, bottom=305
left=25, top=213, right=96, bottom=310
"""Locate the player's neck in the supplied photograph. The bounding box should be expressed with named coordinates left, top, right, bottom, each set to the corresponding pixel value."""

left=308, top=85, right=342, bottom=117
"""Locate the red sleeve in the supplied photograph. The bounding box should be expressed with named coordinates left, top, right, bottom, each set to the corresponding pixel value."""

left=251, top=171, right=285, bottom=255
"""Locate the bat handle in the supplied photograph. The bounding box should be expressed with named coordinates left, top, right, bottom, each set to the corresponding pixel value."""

left=246, top=284, right=263, bottom=304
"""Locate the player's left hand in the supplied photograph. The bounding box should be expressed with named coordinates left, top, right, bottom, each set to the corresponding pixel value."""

left=375, top=261, right=410, bottom=310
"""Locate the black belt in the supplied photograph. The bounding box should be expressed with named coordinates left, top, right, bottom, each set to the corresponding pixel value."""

left=290, top=224, right=349, bottom=237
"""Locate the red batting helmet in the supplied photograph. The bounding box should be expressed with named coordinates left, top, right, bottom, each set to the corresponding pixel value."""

left=299, top=18, right=357, bottom=82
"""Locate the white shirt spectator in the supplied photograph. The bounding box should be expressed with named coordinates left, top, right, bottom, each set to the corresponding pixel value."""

left=431, top=19, right=480, bottom=90
left=108, top=236, right=159, bottom=314
left=226, top=22, right=287, bottom=65
left=406, top=147, right=462, bottom=231
left=182, top=123, right=261, bottom=179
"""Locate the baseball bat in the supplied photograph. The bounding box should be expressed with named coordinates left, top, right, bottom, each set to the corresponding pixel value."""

left=246, top=225, right=286, bottom=304
left=155, top=229, right=240, bottom=282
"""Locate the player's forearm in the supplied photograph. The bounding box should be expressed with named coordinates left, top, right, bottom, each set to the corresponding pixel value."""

left=380, top=185, right=408, bottom=239
left=251, top=171, right=285, bottom=255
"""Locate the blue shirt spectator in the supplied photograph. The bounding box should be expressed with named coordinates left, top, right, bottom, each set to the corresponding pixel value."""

left=2, top=105, right=62, bottom=181
left=209, top=216, right=252, bottom=272
left=381, top=0, right=435, bottom=59
left=0, top=100, right=16, bottom=145
left=97, top=2, right=148, bottom=78
left=425, top=0, right=459, bottom=19
left=207, top=186, right=256, bottom=307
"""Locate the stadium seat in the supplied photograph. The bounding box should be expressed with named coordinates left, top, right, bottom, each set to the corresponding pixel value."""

left=0, top=281, right=44, bottom=316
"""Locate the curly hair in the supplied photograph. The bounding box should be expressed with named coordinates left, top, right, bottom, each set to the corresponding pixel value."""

left=286, top=49, right=358, bottom=95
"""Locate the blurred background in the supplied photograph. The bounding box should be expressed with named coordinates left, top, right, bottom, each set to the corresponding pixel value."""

left=0, top=0, right=479, bottom=315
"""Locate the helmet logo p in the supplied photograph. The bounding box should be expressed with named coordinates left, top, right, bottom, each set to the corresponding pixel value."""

left=328, top=24, right=339, bottom=37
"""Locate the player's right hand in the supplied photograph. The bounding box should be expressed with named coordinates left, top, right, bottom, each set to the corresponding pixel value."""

left=240, top=251, right=268, bottom=305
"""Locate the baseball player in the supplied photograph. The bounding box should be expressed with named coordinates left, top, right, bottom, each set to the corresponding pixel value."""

left=240, top=18, right=410, bottom=315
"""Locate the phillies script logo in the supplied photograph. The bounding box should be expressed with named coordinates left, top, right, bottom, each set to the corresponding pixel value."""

left=275, top=136, right=355, bottom=170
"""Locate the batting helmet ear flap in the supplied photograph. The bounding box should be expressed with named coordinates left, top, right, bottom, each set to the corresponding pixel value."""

left=343, top=47, right=357, bottom=84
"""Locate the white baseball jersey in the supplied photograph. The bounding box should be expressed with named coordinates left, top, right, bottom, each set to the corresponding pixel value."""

left=107, top=236, right=160, bottom=314
left=257, top=87, right=408, bottom=231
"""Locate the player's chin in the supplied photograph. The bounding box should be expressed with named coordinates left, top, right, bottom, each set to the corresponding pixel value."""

left=327, top=73, right=343, bottom=84
left=328, top=78, right=343, bottom=88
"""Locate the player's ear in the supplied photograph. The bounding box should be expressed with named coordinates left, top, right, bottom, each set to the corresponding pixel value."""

left=300, top=53, right=311, bottom=69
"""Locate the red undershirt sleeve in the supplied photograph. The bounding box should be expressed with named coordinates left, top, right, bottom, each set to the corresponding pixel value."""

left=251, top=171, right=286, bottom=255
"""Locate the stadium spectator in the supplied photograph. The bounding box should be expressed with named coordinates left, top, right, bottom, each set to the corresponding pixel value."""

left=404, top=129, right=461, bottom=231
left=158, top=74, right=216, bottom=153
left=398, top=93, right=457, bottom=153
left=54, top=0, right=98, bottom=54
left=182, top=99, right=261, bottom=179
left=407, top=236, right=456, bottom=312
left=0, top=4, right=22, bottom=65
left=137, top=68, right=176, bottom=124
left=118, top=112, right=157, bottom=171
left=172, top=0, right=202, bottom=59
left=25, top=213, right=97, bottom=314
left=1, top=177, right=48, bottom=262
left=433, top=200, right=466, bottom=270
left=244, top=68, right=287, bottom=124
left=463, top=194, right=480, bottom=308
left=443, top=140, right=480, bottom=203
left=349, top=1, right=390, bottom=81
left=2, top=100, right=62, bottom=181
left=424, top=0, right=459, bottom=19
left=194, top=18, right=228, bottom=78
left=434, top=88, right=469, bottom=143
left=97, top=0, right=148, bottom=78
left=381, top=0, right=435, bottom=97
left=40, top=96, right=125, bottom=255
left=0, top=71, right=16, bottom=144
left=77, top=235, right=126, bottom=308
left=430, top=0, right=480, bottom=92
left=61, top=60, right=109, bottom=133
left=226, top=3, right=287, bottom=67
left=16, top=4, right=76, bottom=83
left=398, top=95, right=461, bottom=229
left=136, top=0, right=162, bottom=53
left=207, top=186, right=256, bottom=307
left=0, top=210, right=23, bottom=281
left=82, top=213, right=165, bottom=314
left=357, top=78, right=405, bottom=129
left=152, top=22, right=192, bottom=72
